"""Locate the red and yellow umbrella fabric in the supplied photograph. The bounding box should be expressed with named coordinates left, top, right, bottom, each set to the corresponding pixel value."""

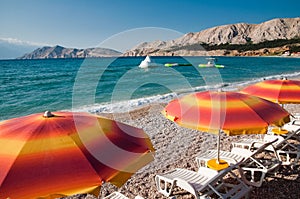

left=163, top=91, right=290, bottom=136
left=162, top=91, right=290, bottom=167
left=240, top=79, right=300, bottom=104
left=0, top=111, right=154, bottom=199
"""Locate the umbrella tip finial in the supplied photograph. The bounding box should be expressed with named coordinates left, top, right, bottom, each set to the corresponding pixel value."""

left=44, top=111, right=54, bottom=118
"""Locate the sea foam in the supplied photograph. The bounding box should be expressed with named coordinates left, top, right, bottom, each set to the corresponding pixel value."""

left=72, top=71, right=300, bottom=114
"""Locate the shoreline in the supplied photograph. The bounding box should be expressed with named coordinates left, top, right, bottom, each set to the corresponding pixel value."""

left=2, top=56, right=300, bottom=122
left=2, top=51, right=300, bottom=62
left=5, top=54, right=300, bottom=61
left=77, top=74, right=300, bottom=116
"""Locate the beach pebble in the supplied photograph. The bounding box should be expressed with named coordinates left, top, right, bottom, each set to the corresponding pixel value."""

left=63, top=103, right=300, bottom=199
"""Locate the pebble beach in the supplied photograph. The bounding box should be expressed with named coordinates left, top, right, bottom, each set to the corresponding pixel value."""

left=64, top=102, right=300, bottom=199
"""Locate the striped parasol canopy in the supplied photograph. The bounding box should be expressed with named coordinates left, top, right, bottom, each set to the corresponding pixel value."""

left=162, top=91, right=290, bottom=165
left=240, top=78, right=300, bottom=104
left=0, top=111, right=154, bottom=199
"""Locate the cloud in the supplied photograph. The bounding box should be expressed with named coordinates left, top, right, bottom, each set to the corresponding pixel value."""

left=0, top=37, right=51, bottom=47
left=0, top=37, right=53, bottom=59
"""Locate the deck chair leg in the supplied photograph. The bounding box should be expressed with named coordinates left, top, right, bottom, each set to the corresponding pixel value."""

left=294, top=153, right=300, bottom=166
left=240, top=168, right=266, bottom=187
left=155, top=175, right=175, bottom=197
left=289, top=152, right=300, bottom=168
left=278, top=150, right=300, bottom=166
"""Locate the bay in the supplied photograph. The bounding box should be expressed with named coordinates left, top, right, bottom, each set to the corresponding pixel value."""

left=1, top=56, right=300, bottom=121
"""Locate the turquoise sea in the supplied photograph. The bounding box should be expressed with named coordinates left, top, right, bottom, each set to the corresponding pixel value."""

left=1, top=56, right=300, bottom=121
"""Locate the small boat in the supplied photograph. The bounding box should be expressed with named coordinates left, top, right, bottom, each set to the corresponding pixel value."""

left=139, top=56, right=161, bottom=68
left=164, top=63, right=179, bottom=67
left=164, top=63, right=192, bottom=67
left=198, top=58, right=225, bottom=68
left=199, top=63, right=225, bottom=68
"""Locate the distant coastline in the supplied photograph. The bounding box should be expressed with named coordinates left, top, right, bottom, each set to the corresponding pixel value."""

left=17, top=17, right=300, bottom=60
left=17, top=45, right=122, bottom=59
left=15, top=47, right=300, bottom=60
left=15, top=42, right=300, bottom=60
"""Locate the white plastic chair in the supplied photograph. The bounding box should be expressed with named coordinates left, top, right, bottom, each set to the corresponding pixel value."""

left=232, top=129, right=300, bottom=166
left=196, top=140, right=281, bottom=187
left=155, top=167, right=218, bottom=197
left=155, top=162, right=251, bottom=198
left=196, top=148, right=252, bottom=168
left=281, top=120, right=300, bottom=141
left=200, top=163, right=252, bottom=199
left=238, top=140, right=282, bottom=187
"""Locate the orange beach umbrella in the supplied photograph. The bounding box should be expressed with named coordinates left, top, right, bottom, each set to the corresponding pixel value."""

left=241, top=79, right=300, bottom=104
left=162, top=91, right=290, bottom=166
left=0, top=111, right=154, bottom=199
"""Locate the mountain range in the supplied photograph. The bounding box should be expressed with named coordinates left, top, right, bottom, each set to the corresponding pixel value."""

left=123, top=17, right=300, bottom=56
left=17, top=17, right=300, bottom=59
left=18, top=45, right=121, bottom=59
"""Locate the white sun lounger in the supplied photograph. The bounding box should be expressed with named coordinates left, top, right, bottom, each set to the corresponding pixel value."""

left=195, top=148, right=252, bottom=168
left=155, top=162, right=251, bottom=198
left=238, top=140, right=282, bottom=187
left=290, top=113, right=300, bottom=121
left=281, top=120, right=300, bottom=141
left=196, top=139, right=281, bottom=187
left=232, top=129, right=300, bottom=166
left=201, top=163, right=252, bottom=199
left=103, top=192, right=144, bottom=199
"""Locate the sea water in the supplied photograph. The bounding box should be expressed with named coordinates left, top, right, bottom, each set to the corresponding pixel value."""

left=1, top=56, right=300, bottom=121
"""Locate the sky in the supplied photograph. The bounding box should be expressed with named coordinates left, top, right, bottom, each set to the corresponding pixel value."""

left=0, top=0, right=300, bottom=53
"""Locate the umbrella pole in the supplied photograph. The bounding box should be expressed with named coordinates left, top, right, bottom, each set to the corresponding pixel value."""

left=217, top=130, right=221, bottom=164
left=99, top=181, right=105, bottom=198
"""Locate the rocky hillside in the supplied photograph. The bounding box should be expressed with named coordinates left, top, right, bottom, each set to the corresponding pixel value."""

left=123, top=17, right=300, bottom=56
left=19, top=45, right=121, bottom=59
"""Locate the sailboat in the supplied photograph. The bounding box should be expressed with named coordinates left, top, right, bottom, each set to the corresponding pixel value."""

left=199, top=58, right=225, bottom=68
left=139, top=55, right=161, bottom=68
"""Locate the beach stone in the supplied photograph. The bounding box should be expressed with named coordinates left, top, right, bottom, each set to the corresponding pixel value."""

left=61, top=103, right=300, bottom=199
